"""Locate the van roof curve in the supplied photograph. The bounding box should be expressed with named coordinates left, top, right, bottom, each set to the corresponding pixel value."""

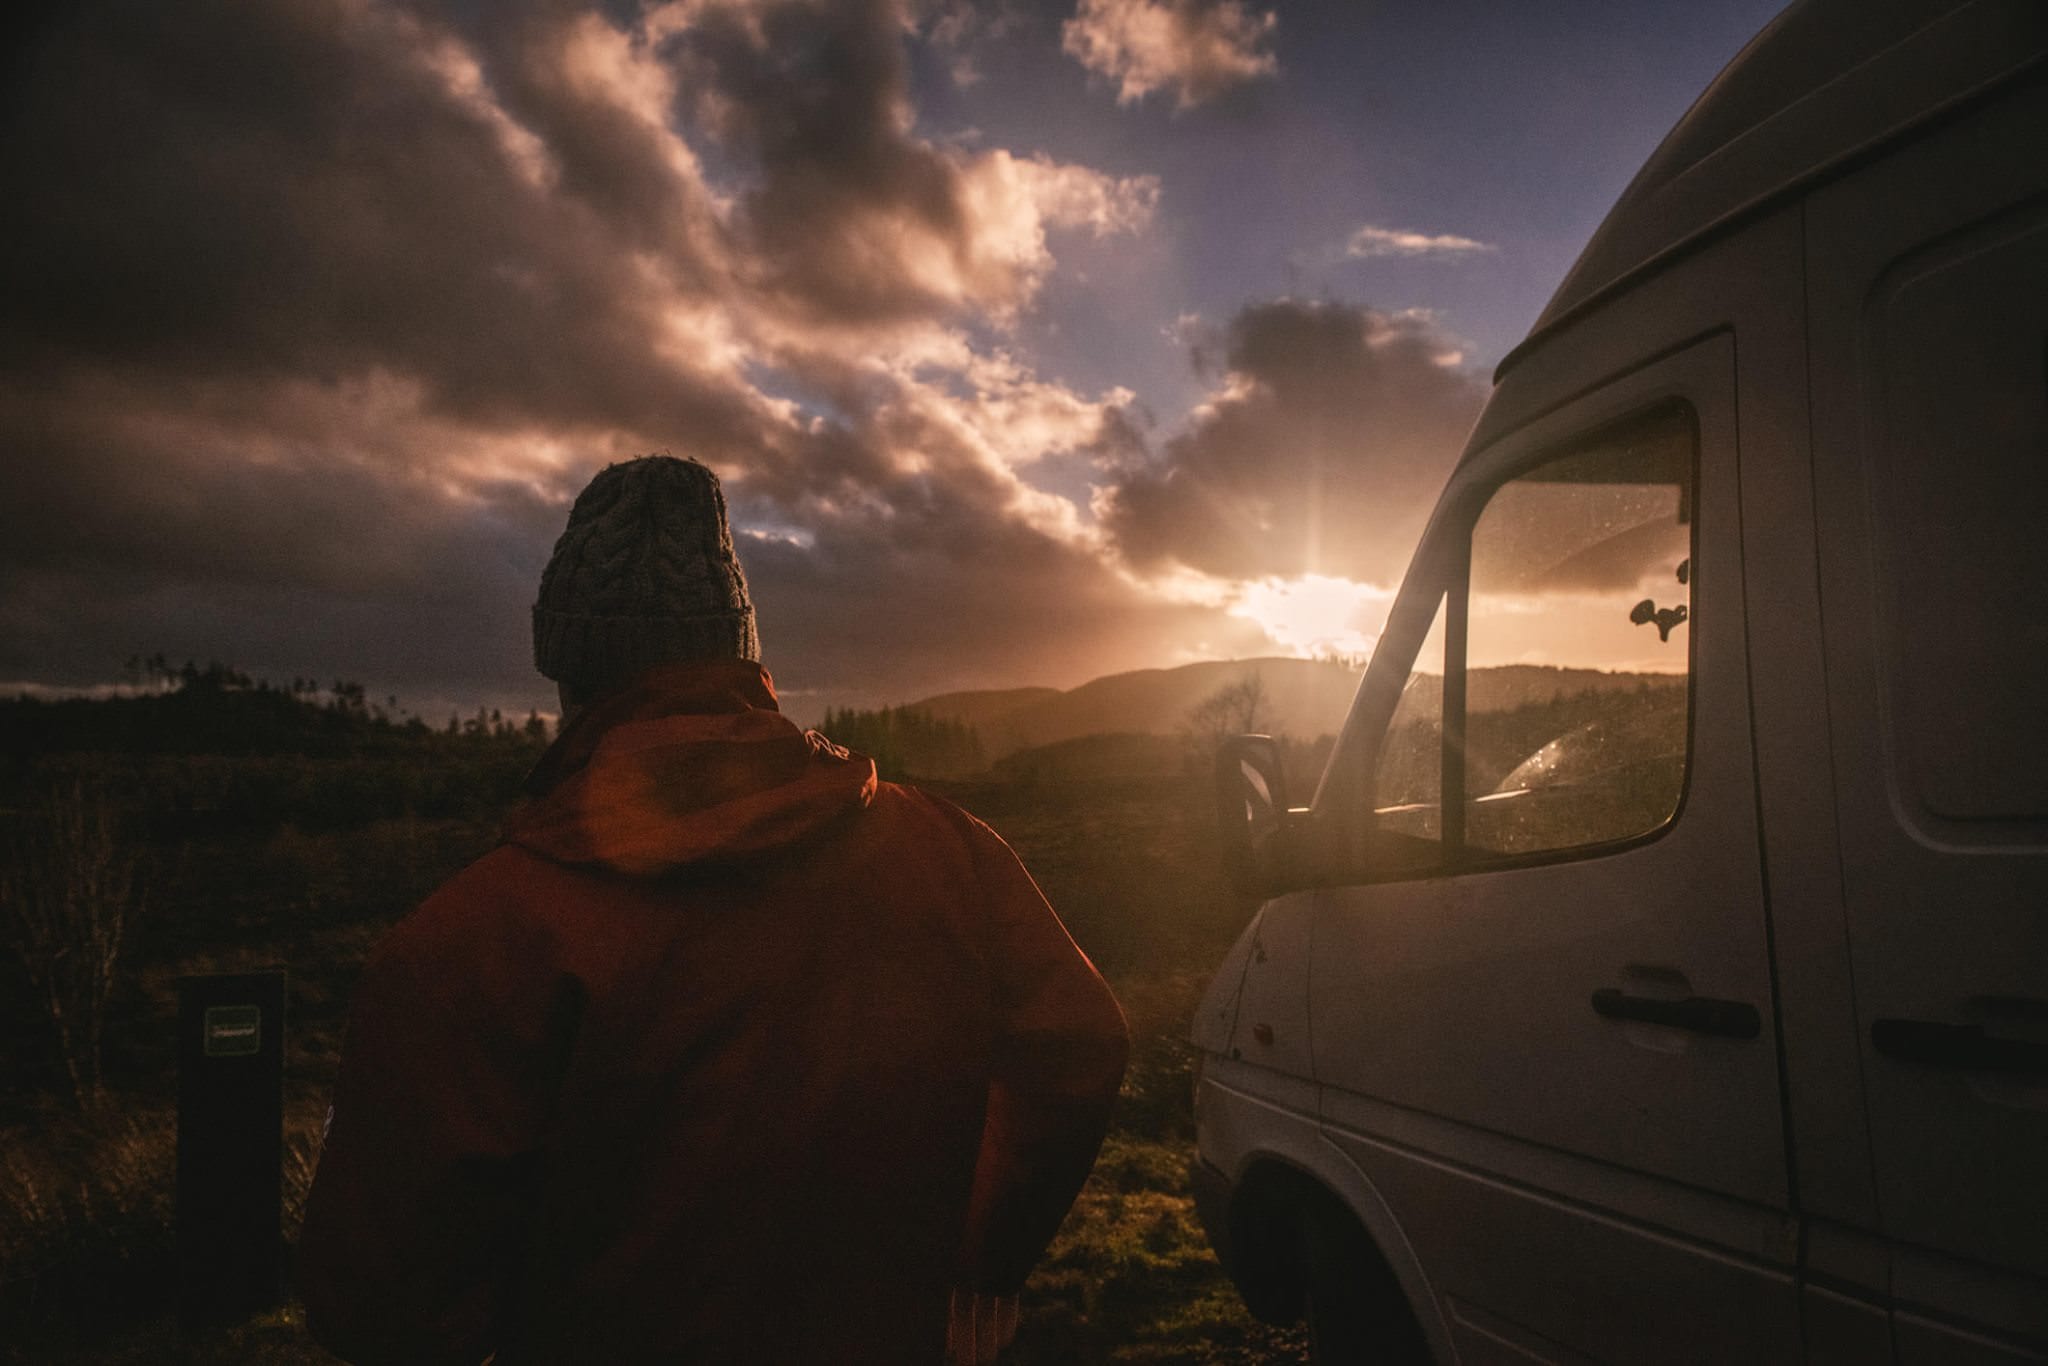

left=1495, top=0, right=2047, bottom=383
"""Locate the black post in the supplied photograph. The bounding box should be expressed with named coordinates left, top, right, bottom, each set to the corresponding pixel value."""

left=176, top=969, right=286, bottom=1334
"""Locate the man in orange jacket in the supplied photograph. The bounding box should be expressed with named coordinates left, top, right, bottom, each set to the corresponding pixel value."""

left=297, top=456, right=1128, bottom=1364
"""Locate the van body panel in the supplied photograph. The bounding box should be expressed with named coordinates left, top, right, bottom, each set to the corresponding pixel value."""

left=1894, top=1316, right=2048, bottom=1366
left=1805, top=1218, right=1892, bottom=1303
left=1890, top=1242, right=2048, bottom=1352
left=1196, top=1061, right=1321, bottom=1182
left=1311, top=260, right=1802, bottom=1354
left=1227, top=891, right=1315, bottom=1080
left=1318, top=1087, right=1798, bottom=1268
left=1313, top=324, right=1784, bottom=1201
left=1803, top=76, right=2048, bottom=1298
left=1322, top=1125, right=1801, bottom=1365
left=1802, top=1286, right=1895, bottom=1365
left=1443, top=1297, right=1599, bottom=1365
left=1733, top=195, right=1885, bottom=1232
left=1190, top=910, right=1258, bottom=1056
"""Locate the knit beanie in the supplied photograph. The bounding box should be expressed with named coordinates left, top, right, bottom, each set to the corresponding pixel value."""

left=532, top=456, right=760, bottom=693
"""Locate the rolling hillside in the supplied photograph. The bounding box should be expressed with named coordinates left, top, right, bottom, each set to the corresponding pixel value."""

left=900, top=684, right=1063, bottom=741
left=909, top=657, right=1362, bottom=760
left=905, top=657, right=1684, bottom=762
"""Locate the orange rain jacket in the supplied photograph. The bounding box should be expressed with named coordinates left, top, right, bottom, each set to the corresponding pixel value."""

left=296, top=660, right=1127, bottom=1365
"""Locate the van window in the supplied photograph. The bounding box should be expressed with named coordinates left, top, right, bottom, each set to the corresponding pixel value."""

left=1461, top=406, right=1695, bottom=857
left=1371, top=594, right=1447, bottom=847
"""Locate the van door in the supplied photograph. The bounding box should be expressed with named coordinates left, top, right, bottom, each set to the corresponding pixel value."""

left=1804, top=81, right=2048, bottom=1358
left=1311, top=325, right=1800, bottom=1364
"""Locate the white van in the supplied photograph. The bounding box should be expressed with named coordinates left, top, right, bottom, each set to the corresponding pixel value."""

left=1191, top=1, right=2048, bottom=1362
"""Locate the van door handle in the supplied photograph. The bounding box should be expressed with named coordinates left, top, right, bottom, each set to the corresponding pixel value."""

left=1870, top=1019, right=2048, bottom=1076
left=1591, top=988, right=1760, bottom=1039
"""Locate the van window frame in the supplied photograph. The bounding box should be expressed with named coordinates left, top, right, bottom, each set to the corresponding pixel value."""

left=1369, top=398, right=1703, bottom=878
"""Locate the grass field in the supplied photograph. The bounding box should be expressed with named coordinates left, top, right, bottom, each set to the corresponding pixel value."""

left=1, top=748, right=1307, bottom=1364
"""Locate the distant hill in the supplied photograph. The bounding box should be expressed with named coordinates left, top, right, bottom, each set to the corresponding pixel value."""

left=909, top=657, right=1362, bottom=761
left=905, top=685, right=1062, bottom=740
left=1438, top=665, right=1683, bottom=722
left=905, top=658, right=1683, bottom=762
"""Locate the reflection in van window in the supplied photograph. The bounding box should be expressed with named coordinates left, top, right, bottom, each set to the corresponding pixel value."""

left=1463, top=406, right=1695, bottom=856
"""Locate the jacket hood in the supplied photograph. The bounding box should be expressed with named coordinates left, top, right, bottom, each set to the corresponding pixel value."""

left=506, top=659, right=877, bottom=876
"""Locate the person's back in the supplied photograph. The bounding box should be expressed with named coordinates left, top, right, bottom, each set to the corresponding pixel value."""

left=296, top=459, right=1127, bottom=1364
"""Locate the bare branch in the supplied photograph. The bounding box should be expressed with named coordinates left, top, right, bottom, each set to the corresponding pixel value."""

left=1, top=775, right=141, bottom=1109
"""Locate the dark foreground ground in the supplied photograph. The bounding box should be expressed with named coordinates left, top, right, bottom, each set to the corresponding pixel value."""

left=0, top=751, right=1308, bottom=1364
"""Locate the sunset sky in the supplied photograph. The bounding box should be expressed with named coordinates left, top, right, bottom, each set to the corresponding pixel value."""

left=1, top=0, right=1787, bottom=722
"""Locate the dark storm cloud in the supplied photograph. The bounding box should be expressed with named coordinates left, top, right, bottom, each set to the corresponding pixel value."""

left=671, top=0, right=966, bottom=323
left=661, top=0, right=1156, bottom=324
left=0, top=369, right=567, bottom=703
left=1099, top=299, right=1484, bottom=585
left=0, top=0, right=761, bottom=444
left=445, top=3, right=730, bottom=274
left=0, top=376, right=552, bottom=598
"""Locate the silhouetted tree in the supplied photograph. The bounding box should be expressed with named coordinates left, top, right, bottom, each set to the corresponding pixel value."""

left=0, top=778, right=141, bottom=1109
left=1182, top=669, right=1268, bottom=754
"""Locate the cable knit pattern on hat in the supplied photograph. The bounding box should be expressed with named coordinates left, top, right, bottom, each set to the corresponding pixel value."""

left=533, top=456, right=760, bottom=690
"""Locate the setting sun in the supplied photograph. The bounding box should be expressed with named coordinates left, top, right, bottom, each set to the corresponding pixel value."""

left=1227, top=573, right=1392, bottom=662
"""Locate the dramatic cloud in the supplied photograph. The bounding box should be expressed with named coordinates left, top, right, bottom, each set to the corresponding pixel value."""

left=2, top=0, right=1514, bottom=717
left=662, top=0, right=1157, bottom=323
left=1346, top=224, right=1497, bottom=259
left=919, top=0, right=1025, bottom=89
left=0, top=0, right=1193, bottom=712
left=1062, top=0, right=1278, bottom=108
left=1099, top=299, right=1485, bottom=587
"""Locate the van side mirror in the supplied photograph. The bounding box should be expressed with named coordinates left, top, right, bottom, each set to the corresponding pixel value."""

left=1214, top=735, right=1314, bottom=899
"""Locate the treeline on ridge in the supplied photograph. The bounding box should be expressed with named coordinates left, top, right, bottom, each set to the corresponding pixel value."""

left=818, top=705, right=986, bottom=781
left=0, top=656, right=548, bottom=759
left=0, top=658, right=553, bottom=837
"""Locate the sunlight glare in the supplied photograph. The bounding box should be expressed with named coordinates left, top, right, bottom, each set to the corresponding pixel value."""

left=1227, top=573, right=1392, bottom=661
